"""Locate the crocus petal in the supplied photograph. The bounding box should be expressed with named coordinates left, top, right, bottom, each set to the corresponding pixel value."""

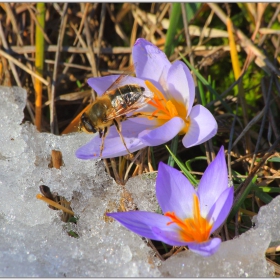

left=167, top=60, right=195, bottom=110
left=88, top=75, right=119, bottom=95
left=182, top=105, right=217, bottom=148
left=88, top=75, right=150, bottom=96
left=127, top=114, right=158, bottom=126
left=156, top=162, right=196, bottom=217
left=132, top=38, right=171, bottom=92
left=151, top=226, right=192, bottom=247
left=208, top=187, right=234, bottom=232
left=75, top=120, right=150, bottom=159
left=187, top=238, right=221, bottom=257
left=107, top=211, right=178, bottom=242
left=197, top=146, right=228, bottom=215
left=138, top=117, right=185, bottom=146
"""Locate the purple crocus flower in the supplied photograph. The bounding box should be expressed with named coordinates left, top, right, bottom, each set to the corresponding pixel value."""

left=76, top=38, right=217, bottom=159
left=107, top=146, right=233, bottom=257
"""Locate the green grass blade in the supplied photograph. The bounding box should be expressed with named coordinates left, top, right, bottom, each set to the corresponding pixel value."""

left=255, top=190, right=273, bottom=204
left=179, top=54, right=233, bottom=113
left=251, top=186, right=280, bottom=193
left=198, top=79, right=206, bottom=106
left=185, top=156, right=207, bottom=171
left=184, top=3, right=201, bottom=20
left=267, top=157, right=280, bottom=162
left=167, top=134, right=179, bottom=167
left=165, top=3, right=201, bottom=58
left=165, top=145, right=198, bottom=186
left=164, top=3, right=182, bottom=57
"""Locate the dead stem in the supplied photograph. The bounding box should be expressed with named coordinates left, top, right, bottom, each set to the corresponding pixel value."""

left=49, top=3, right=68, bottom=135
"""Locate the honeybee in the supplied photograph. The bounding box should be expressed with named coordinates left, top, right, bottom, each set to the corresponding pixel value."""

left=79, top=68, right=153, bottom=158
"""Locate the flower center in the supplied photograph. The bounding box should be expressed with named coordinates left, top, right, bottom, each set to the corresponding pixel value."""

left=144, top=80, right=190, bottom=134
left=165, top=194, right=213, bottom=243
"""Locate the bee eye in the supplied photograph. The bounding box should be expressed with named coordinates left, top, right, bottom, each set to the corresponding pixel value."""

left=81, top=113, right=97, bottom=133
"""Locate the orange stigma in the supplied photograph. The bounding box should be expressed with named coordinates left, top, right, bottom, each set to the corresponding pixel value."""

left=165, top=194, right=213, bottom=243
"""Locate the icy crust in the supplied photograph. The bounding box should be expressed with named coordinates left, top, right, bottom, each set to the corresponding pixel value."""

left=0, top=219, right=159, bottom=277
left=159, top=228, right=273, bottom=277
left=254, top=195, right=280, bottom=244
left=0, top=86, right=276, bottom=277
left=126, top=173, right=158, bottom=212
left=0, top=86, right=160, bottom=277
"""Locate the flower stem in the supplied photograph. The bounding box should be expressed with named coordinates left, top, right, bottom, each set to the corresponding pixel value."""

left=167, top=134, right=179, bottom=167
left=161, top=242, right=169, bottom=253
left=149, top=147, right=156, bottom=171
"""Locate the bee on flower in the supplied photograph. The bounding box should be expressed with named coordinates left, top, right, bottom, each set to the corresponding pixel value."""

left=76, top=38, right=217, bottom=160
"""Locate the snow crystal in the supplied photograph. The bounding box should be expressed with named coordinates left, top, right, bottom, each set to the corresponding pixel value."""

left=0, top=86, right=276, bottom=277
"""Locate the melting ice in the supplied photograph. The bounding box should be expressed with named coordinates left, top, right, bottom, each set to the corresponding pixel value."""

left=0, top=86, right=276, bottom=277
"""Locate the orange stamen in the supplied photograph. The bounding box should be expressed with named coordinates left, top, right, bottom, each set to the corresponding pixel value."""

left=165, top=194, right=213, bottom=243
left=145, top=80, right=167, bottom=103
left=166, top=100, right=178, bottom=117
left=143, top=80, right=190, bottom=134
left=145, top=80, right=175, bottom=118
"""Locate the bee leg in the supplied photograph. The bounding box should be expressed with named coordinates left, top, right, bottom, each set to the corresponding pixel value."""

left=99, top=127, right=108, bottom=157
left=128, top=112, right=158, bottom=119
left=113, top=119, right=133, bottom=158
left=78, top=122, right=82, bottom=131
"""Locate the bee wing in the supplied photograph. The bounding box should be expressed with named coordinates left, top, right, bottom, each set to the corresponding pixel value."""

left=102, top=64, right=137, bottom=95
left=105, top=91, right=153, bottom=121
